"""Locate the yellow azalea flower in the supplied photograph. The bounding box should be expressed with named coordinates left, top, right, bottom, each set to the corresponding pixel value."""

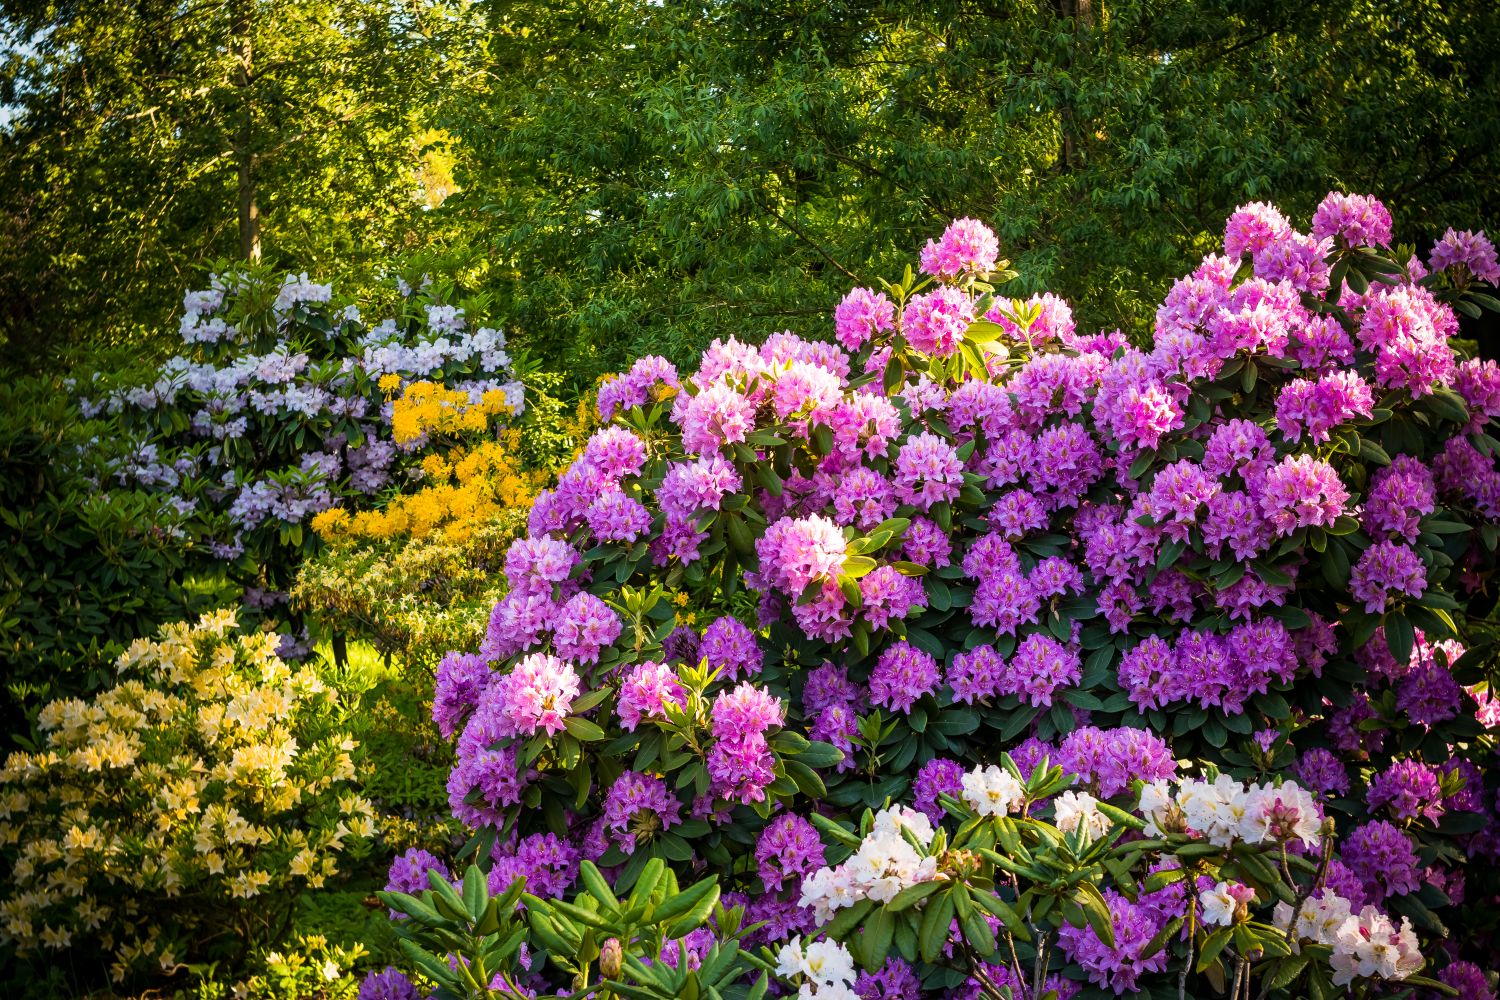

left=288, top=848, right=317, bottom=878
left=229, top=870, right=270, bottom=899
left=39, top=924, right=71, bottom=949
left=310, top=506, right=349, bottom=537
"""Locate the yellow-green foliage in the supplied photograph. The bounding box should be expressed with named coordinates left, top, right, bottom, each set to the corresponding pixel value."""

left=0, top=610, right=374, bottom=984
left=293, top=512, right=525, bottom=667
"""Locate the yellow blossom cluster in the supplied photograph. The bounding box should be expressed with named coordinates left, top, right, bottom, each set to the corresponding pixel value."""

left=314, top=431, right=543, bottom=544
left=389, top=381, right=513, bottom=446
left=314, top=377, right=549, bottom=545
left=0, top=611, right=372, bottom=981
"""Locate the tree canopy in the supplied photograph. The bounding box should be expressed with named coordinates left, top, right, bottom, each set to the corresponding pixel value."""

left=0, top=0, right=480, bottom=364
left=449, top=0, right=1500, bottom=376
left=3, top=0, right=1497, bottom=379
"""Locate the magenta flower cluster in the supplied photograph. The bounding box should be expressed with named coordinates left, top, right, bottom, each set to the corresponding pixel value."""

left=414, top=194, right=1500, bottom=996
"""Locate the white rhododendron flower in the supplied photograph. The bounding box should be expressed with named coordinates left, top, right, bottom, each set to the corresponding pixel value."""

left=776, top=937, right=858, bottom=999
left=961, top=764, right=1024, bottom=817
left=1200, top=882, right=1238, bottom=927
left=1052, top=790, right=1110, bottom=839
left=870, top=804, right=935, bottom=846
left=798, top=806, right=940, bottom=921
left=1142, top=776, right=1321, bottom=848
left=1274, top=893, right=1422, bottom=986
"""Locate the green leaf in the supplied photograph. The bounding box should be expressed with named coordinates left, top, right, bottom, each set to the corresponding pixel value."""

left=810, top=812, right=862, bottom=847
left=1075, top=882, right=1115, bottom=947
left=462, top=864, right=487, bottom=923
left=564, top=719, right=606, bottom=743
left=964, top=319, right=1008, bottom=344
left=969, top=890, right=1031, bottom=941
left=785, top=759, right=828, bottom=798
left=648, top=876, right=719, bottom=930
left=884, top=355, right=907, bottom=395
left=579, top=862, right=620, bottom=912
left=1265, top=952, right=1312, bottom=991
left=794, top=741, right=847, bottom=769
left=861, top=907, right=896, bottom=971
left=918, top=891, right=956, bottom=964
left=1197, top=926, right=1233, bottom=971
left=821, top=899, right=875, bottom=939
left=1386, top=614, right=1414, bottom=664
left=888, top=880, right=943, bottom=912
left=1358, top=437, right=1391, bottom=466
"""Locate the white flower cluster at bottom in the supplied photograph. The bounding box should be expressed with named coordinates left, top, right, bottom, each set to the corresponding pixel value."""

left=775, top=937, right=859, bottom=1000
left=1274, top=892, right=1422, bottom=986
left=797, top=806, right=939, bottom=924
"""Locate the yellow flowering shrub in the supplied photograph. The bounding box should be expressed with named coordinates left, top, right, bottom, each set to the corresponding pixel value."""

left=313, top=381, right=548, bottom=545
left=298, top=384, right=599, bottom=666
left=389, top=381, right=515, bottom=446
left=0, top=610, right=373, bottom=984
left=313, top=433, right=541, bottom=545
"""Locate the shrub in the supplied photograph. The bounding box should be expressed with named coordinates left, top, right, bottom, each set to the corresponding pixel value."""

left=380, top=857, right=766, bottom=1000
left=0, top=376, right=215, bottom=726
left=293, top=516, right=526, bottom=670
left=72, top=266, right=529, bottom=650
left=0, top=610, right=374, bottom=986
left=388, top=193, right=1500, bottom=997
left=293, top=383, right=596, bottom=667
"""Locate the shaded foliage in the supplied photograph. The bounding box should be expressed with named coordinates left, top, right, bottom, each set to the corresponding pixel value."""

left=446, top=0, right=1500, bottom=380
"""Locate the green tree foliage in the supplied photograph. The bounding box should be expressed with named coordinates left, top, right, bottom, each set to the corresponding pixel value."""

left=0, top=0, right=482, bottom=368
left=3, top=1, right=1497, bottom=380
left=445, top=0, right=1500, bottom=379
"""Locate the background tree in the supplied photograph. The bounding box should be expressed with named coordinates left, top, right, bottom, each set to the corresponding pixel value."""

left=0, top=0, right=482, bottom=367
left=2, top=0, right=1497, bottom=379
left=443, top=0, right=1500, bottom=380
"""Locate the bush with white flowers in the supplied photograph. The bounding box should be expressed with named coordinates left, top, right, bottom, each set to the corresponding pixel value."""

left=73, top=267, right=528, bottom=651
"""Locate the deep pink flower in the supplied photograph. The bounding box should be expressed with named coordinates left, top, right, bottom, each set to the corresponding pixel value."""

left=920, top=217, right=1000, bottom=279
left=902, top=285, right=975, bottom=356
left=1311, top=191, right=1393, bottom=248
left=1257, top=454, right=1349, bottom=535
left=834, top=287, right=896, bottom=351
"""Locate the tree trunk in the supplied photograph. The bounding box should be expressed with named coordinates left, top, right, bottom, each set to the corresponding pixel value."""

left=1053, top=0, right=1096, bottom=173
left=232, top=0, right=260, bottom=262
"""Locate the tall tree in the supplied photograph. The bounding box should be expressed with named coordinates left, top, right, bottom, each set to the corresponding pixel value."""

left=441, top=0, right=1500, bottom=382
left=0, top=0, right=483, bottom=368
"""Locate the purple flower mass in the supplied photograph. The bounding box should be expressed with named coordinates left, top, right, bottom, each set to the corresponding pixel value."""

left=869, top=641, right=940, bottom=713
left=408, top=196, right=1500, bottom=997
left=1344, top=820, right=1423, bottom=902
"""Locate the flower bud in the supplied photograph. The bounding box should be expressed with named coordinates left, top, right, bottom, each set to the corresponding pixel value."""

left=600, top=937, right=623, bottom=979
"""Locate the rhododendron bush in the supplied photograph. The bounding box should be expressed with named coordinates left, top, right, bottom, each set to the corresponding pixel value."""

left=72, top=267, right=528, bottom=654
left=380, top=193, right=1500, bottom=999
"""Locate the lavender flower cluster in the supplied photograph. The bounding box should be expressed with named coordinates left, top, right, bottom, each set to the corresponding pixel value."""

left=71, top=268, right=527, bottom=634
left=407, top=194, right=1499, bottom=998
